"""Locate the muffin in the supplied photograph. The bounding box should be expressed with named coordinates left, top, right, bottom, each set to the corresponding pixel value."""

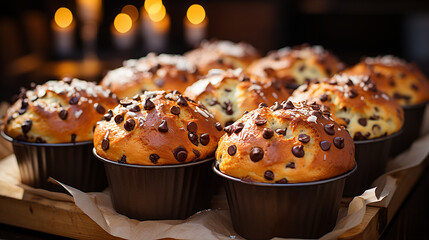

left=213, top=102, right=356, bottom=239
left=290, top=74, right=404, bottom=196
left=93, top=90, right=223, bottom=220
left=1, top=78, right=118, bottom=191
left=343, top=55, right=429, bottom=155
left=184, top=39, right=260, bottom=75
left=247, top=44, right=345, bottom=89
left=100, top=53, right=199, bottom=99
left=184, top=68, right=290, bottom=127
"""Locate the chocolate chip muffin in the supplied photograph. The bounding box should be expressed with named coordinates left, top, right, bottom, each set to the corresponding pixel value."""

left=215, top=101, right=355, bottom=183
left=2, top=78, right=118, bottom=143
left=93, top=90, right=223, bottom=165
left=100, top=53, right=199, bottom=99
left=184, top=40, right=260, bottom=75
left=184, top=69, right=290, bottom=127
left=289, top=74, right=404, bottom=140
left=343, top=55, right=429, bottom=106
left=246, top=44, right=345, bottom=89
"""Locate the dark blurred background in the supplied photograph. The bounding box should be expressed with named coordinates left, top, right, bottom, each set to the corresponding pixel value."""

left=1, top=0, right=429, bottom=102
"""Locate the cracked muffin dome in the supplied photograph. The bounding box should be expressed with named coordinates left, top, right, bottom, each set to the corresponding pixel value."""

left=93, top=91, right=223, bottom=165
left=184, top=69, right=290, bottom=127
left=100, top=53, right=199, bottom=99
left=289, top=74, right=404, bottom=140
left=342, top=55, right=429, bottom=106
left=246, top=44, right=345, bottom=89
left=215, top=101, right=355, bottom=183
left=184, top=40, right=260, bottom=75
left=2, top=78, right=118, bottom=143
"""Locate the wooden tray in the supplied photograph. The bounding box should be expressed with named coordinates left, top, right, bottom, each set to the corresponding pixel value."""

left=0, top=153, right=427, bottom=240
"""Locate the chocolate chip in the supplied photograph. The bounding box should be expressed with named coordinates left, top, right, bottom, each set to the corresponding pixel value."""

left=311, top=110, right=321, bottom=118
left=119, top=155, right=127, bottom=163
left=21, top=119, right=32, bottom=134
left=328, top=80, right=337, bottom=85
left=324, top=124, right=335, bottom=135
left=276, top=178, right=288, bottom=184
left=224, top=88, right=231, bottom=92
left=255, top=117, right=267, bottom=126
left=129, top=104, right=141, bottom=112
left=217, top=58, right=224, bottom=64
left=341, top=118, right=350, bottom=125
left=239, top=75, right=250, bottom=82
left=144, top=98, right=155, bottom=110
left=228, top=145, right=237, bottom=156
left=71, top=133, right=76, bottom=143
left=187, top=122, right=198, bottom=133
left=104, top=110, right=113, bottom=121
left=173, top=146, right=188, bottom=162
left=209, top=98, right=219, bottom=106
left=333, top=137, right=344, bottom=149
left=298, top=134, right=310, bottom=143
left=347, top=89, right=358, bottom=98
left=259, top=103, right=268, bottom=108
left=133, top=94, right=141, bottom=101
left=264, top=170, right=274, bottom=181
left=120, top=99, right=133, bottom=106
left=101, top=138, right=109, bottom=150
left=369, top=115, right=380, bottom=120
left=234, top=123, right=244, bottom=134
left=320, top=141, right=331, bottom=151
left=367, top=83, right=377, bottom=92
left=224, top=125, right=234, bottom=135
left=154, top=78, right=165, bottom=87
left=347, top=79, right=354, bottom=86
left=393, top=93, right=411, bottom=101
left=170, top=106, right=180, bottom=115
left=188, top=132, right=199, bottom=146
left=250, top=147, right=264, bottom=162
left=358, top=118, right=367, bottom=126
left=35, top=137, right=45, bottom=143
left=222, top=101, right=233, bottom=115
left=177, top=96, right=188, bottom=106
left=410, top=83, right=419, bottom=91
left=21, top=100, right=28, bottom=110
left=354, top=132, right=368, bottom=140
left=299, top=65, right=306, bottom=72
left=114, top=114, right=124, bottom=124
left=286, top=162, right=295, bottom=169
left=124, top=119, right=136, bottom=131
left=225, top=120, right=234, bottom=126
left=310, top=104, right=320, bottom=110
left=263, top=128, right=274, bottom=139
left=215, top=122, right=223, bottom=131
left=271, top=102, right=282, bottom=111
left=275, top=128, right=286, bottom=136
left=158, top=120, right=168, bottom=132
left=319, top=94, right=329, bottom=102
left=69, top=96, right=79, bottom=105
left=59, top=109, right=68, bottom=120
left=193, top=149, right=201, bottom=159
left=93, top=103, right=105, bottom=114
left=282, top=100, right=295, bottom=110
left=292, top=145, right=304, bottom=158
left=149, top=154, right=160, bottom=164
left=200, top=133, right=210, bottom=145
left=243, top=111, right=249, bottom=116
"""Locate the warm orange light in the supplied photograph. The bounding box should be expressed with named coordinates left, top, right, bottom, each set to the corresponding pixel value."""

left=54, top=7, right=73, bottom=28
left=144, top=0, right=162, bottom=13
left=114, top=13, right=132, bottom=33
left=186, top=4, right=205, bottom=25
left=121, top=5, right=139, bottom=22
left=147, top=3, right=166, bottom=22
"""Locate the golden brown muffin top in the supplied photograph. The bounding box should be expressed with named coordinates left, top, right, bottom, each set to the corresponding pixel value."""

left=290, top=74, right=404, bottom=140
left=2, top=78, right=118, bottom=143
left=94, top=90, right=223, bottom=165
left=215, top=102, right=355, bottom=183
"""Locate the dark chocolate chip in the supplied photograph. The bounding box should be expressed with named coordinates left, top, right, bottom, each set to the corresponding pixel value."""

left=120, top=99, right=133, bottom=106
left=209, top=98, right=219, bottom=106
left=250, top=147, right=264, bottom=162
left=259, top=103, right=268, bottom=108
left=223, top=100, right=233, bottom=115
left=286, top=162, right=295, bottom=169
left=234, top=123, right=244, bottom=134
left=21, top=119, right=32, bottom=134
left=217, top=58, right=224, bottom=64
left=187, top=122, right=198, bottom=133
left=144, top=98, right=155, bottom=110
left=292, top=145, right=304, bottom=158
left=158, top=120, right=168, bottom=132
left=228, top=145, right=237, bottom=156
left=347, top=89, right=358, bottom=98
left=311, top=110, right=321, bottom=118
left=101, top=138, right=109, bottom=150
left=188, top=132, right=199, bottom=146
left=328, top=80, right=337, bottom=85
left=243, top=111, right=249, bottom=116
left=319, top=93, right=329, bottom=102
left=324, top=124, right=335, bottom=135
left=410, top=83, right=419, bottom=91
left=104, top=110, right=113, bottom=121
left=263, top=128, right=274, bottom=139
left=367, top=83, right=377, bottom=92
left=298, top=134, right=310, bottom=143
left=148, top=64, right=161, bottom=74
left=276, top=178, right=288, bottom=184
left=200, top=133, right=210, bottom=145
left=149, top=154, right=159, bottom=164
left=310, top=104, right=320, bottom=110
left=133, top=94, right=141, bottom=101
left=193, top=149, right=201, bottom=159
left=369, top=115, right=380, bottom=120
left=282, top=100, right=295, bottom=110
left=341, top=117, right=350, bottom=125
left=298, top=65, right=306, bottom=72
left=224, top=125, right=234, bottom=135
left=224, top=88, right=231, bottom=92
left=119, top=155, right=127, bottom=163
left=275, top=128, right=286, bottom=136
left=18, top=107, right=27, bottom=114
left=333, top=137, right=344, bottom=149
left=177, top=96, right=188, bottom=106
left=320, top=141, right=331, bottom=151
left=173, top=146, right=188, bottom=162
left=393, top=93, right=411, bottom=101
left=114, top=114, right=124, bottom=124
left=71, top=133, right=76, bottom=143
left=69, top=96, right=79, bottom=105
left=94, top=103, right=106, bottom=114
left=358, top=118, right=367, bottom=126
left=56, top=108, right=68, bottom=120
left=170, top=106, right=180, bottom=115
left=255, top=117, right=267, bottom=126
left=347, top=79, right=354, bottom=86
left=124, top=119, right=136, bottom=131
left=271, top=102, right=282, bottom=111
left=264, top=170, right=274, bottom=181
left=354, top=132, right=368, bottom=140
left=215, top=122, right=223, bottom=131
left=225, top=120, right=234, bottom=126
left=239, top=75, right=250, bottom=82
left=129, top=104, right=141, bottom=112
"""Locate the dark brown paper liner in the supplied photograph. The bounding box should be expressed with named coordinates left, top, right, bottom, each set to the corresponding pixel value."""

left=213, top=163, right=357, bottom=240
left=93, top=149, right=214, bottom=221
left=1, top=131, right=107, bottom=192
